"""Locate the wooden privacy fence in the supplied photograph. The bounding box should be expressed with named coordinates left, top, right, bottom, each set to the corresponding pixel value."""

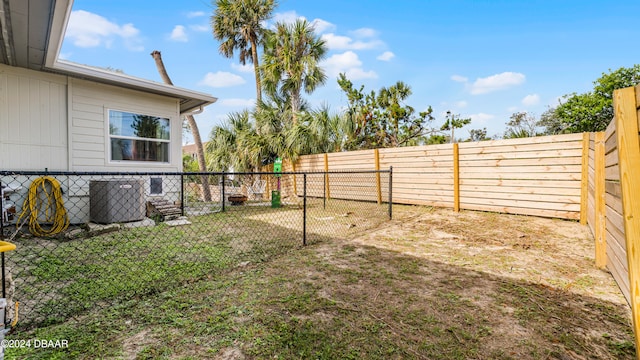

left=586, top=85, right=640, bottom=355
left=291, top=93, right=640, bottom=353
left=290, top=133, right=585, bottom=220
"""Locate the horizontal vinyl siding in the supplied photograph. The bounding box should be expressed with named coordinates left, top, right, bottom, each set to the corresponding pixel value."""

left=0, top=64, right=68, bottom=170
left=70, top=78, right=182, bottom=172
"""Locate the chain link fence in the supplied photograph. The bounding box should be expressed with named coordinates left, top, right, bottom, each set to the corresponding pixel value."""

left=0, top=170, right=391, bottom=332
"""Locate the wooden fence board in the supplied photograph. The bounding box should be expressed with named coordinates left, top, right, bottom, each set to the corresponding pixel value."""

left=458, top=157, right=583, bottom=167
left=458, top=172, right=581, bottom=181
left=459, top=191, right=579, bottom=204
left=457, top=148, right=583, bottom=160
left=458, top=133, right=583, bottom=148
left=605, top=191, right=624, bottom=215
left=458, top=141, right=582, bottom=155
left=459, top=184, right=580, bottom=196
left=459, top=203, right=580, bottom=220
left=459, top=165, right=582, bottom=174
left=459, top=196, right=580, bottom=212
left=605, top=164, right=620, bottom=181
left=459, top=178, right=580, bottom=189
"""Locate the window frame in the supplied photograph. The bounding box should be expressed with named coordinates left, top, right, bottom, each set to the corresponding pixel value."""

left=107, top=108, right=172, bottom=164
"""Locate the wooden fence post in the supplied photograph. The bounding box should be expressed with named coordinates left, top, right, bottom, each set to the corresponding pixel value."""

left=292, top=161, right=298, bottom=195
left=594, top=132, right=607, bottom=269
left=580, top=133, right=590, bottom=224
left=324, top=153, right=330, bottom=199
left=613, top=85, right=640, bottom=356
left=453, top=143, right=460, bottom=212
left=374, top=149, right=382, bottom=205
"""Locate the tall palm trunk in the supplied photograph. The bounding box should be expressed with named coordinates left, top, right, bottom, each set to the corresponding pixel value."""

left=150, top=50, right=212, bottom=202
left=250, top=37, right=262, bottom=104
left=291, top=91, right=301, bottom=125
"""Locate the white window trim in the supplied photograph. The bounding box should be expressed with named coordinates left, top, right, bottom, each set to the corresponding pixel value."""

left=106, top=108, right=173, bottom=166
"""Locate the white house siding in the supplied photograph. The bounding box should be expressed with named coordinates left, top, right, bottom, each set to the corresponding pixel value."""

left=0, top=64, right=68, bottom=171
left=1, top=66, right=186, bottom=224
left=65, top=79, right=184, bottom=223
left=69, top=78, right=182, bottom=172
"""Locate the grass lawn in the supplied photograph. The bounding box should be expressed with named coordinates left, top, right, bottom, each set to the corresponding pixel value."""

left=5, top=205, right=636, bottom=359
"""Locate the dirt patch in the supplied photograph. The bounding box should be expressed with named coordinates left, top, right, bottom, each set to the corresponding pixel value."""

left=355, top=206, right=626, bottom=305
left=121, top=329, right=155, bottom=360
left=244, top=205, right=634, bottom=358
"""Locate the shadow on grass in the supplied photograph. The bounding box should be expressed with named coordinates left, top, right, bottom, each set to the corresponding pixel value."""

left=5, top=199, right=387, bottom=331
left=6, top=222, right=636, bottom=359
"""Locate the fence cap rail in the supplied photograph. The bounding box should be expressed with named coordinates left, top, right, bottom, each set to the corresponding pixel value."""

left=0, top=170, right=391, bottom=176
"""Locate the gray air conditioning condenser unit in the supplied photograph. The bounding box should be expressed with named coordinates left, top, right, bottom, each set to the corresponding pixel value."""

left=89, top=179, right=145, bottom=223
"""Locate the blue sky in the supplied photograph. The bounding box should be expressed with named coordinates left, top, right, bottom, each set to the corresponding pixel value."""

left=61, top=0, right=640, bottom=143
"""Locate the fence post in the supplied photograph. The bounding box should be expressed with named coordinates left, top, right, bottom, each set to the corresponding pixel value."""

left=0, top=180, right=4, bottom=239
left=388, top=166, right=393, bottom=220
left=594, top=132, right=607, bottom=269
left=453, top=143, right=460, bottom=212
left=323, top=171, right=326, bottom=210
left=324, top=153, right=330, bottom=200
left=580, top=132, right=590, bottom=224
left=613, top=85, right=640, bottom=354
left=180, top=174, right=185, bottom=216
left=292, top=161, right=298, bottom=196
left=303, top=173, right=307, bottom=246
left=221, top=172, right=226, bottom=213
left=374, top=149, right=382, bottom=205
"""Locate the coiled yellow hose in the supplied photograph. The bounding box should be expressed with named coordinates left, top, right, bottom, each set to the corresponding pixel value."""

left=17, top=176, right=69, bottom=236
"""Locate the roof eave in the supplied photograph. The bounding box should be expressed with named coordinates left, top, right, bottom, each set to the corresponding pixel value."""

left=43, top=0, right=217, bottom=114
left=51, top=60, right=217, bottom=113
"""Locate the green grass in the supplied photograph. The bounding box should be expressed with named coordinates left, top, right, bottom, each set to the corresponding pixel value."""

left=4, top=204, right=636, bottom=359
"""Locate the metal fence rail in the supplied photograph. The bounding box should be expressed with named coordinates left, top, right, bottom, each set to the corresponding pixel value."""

left=0, top=170, right=391, bottom=331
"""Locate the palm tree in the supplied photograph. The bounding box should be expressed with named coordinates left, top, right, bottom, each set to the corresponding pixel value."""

left=207, top=110, right=264, bottom=172
left=261, top=19, right=327, bottom=125
left=212, top=0, right=276, bottom=103
left=150, top=50, right=212, bottom=201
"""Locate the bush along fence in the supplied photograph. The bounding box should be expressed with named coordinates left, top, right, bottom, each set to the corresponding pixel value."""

left=0, top=170, right=391, bottom=331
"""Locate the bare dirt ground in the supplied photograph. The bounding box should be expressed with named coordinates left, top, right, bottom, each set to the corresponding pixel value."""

left=354, top=205, right=626, bottom=305
left=8, top=203, right=635, bottom=359
left=321, top=205, right=635, bottom=359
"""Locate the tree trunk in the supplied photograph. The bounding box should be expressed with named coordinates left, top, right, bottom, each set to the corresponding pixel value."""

left=249, top=37, right=262, bottom=104
left=291, top=91, right=301, bottom=126
left=150, top=50, right=212, bottom=202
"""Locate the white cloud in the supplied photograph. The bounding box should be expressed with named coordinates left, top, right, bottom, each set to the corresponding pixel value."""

left=169, top=25, right=188, bottom=42
left=470, top=72, right=526, bottom=95
left=451, top=75, right=468, bottom=83
left=344, top=68, right=378, bottom=80
left=455, top=100, right=468, bottom=108
left=59, top=52, right=71, bottom=60
left=311, top=18, right=336, bottom=33
left=187, top=11, right=206, bottom=18
left=507, top=106, right=519, bottom=112
left=231, top=63, right=254, bottom=73
left=376, top=51, right=395, bottom=61
left=321, top=51, right=377, bottom=80
left=220, top=98, right=256, bottom=107
left=272, top=11, right=302, bottom=25
left=350, top=28, right=377, bottom=38
left=65, top=10, right=144, bottom=51
left=190, top=24, right=210, bottom=32
left=198, top=72, right=246, bottom=88
left=321, top=33, right=383, bottom=50
left=521, top=94, right=540, bottom=106
left=468, top=113, right=495, bottom=125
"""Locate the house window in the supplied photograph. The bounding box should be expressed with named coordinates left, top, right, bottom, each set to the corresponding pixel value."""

left=109, top=110, right=170, bottom=162
left=150, top=177, right=163, bottom=195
